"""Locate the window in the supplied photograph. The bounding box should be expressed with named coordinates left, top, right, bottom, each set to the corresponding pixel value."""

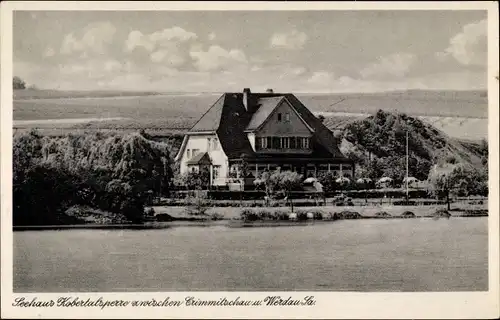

left=187, top=149, right=191, bottom=159
left=213, top=138, right=219, bottom=150
left=281, top=137, right=289, bottom=149
left=277, top=113, right=282, bottom=122
left=285, top=112, right=290, bottom=122
left=297, top=138, right=303, bottom=149
left=302, top=137, right=310, bottom=149
left=207, top=138, right=212, bottom=150
left=318, top=164, right=328, bottom=173
left=192, top=149, right=200, bottom=157
left=272, top=137, right=280, bottom=149
left=256, top=137, right=269, bottom=150
left=213, top=165, right=221, bottom=179
left=256, top=136, right=311, bottom=150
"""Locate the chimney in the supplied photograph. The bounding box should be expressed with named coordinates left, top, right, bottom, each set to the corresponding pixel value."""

left=266, top=88, right=274, bottom=93
left=243, top=88, right=251, bottom=111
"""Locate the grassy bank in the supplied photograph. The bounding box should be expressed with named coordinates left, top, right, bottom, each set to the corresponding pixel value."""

left=151, top=203, right=488, bottom=220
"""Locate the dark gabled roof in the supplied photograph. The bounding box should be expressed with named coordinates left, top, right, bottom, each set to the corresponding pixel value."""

left=188, top=94, right=225, bottom=132
left=186, top=152, right=212, bottom=165
left=282, top=94, right=346, bottom=159
left=186, top=91, right=349, bottom=161
left=215, top=93, right=255, bottom=159
left=245, top=96, right=284, bottom=131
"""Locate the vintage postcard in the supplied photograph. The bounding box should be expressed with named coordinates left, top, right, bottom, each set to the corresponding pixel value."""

left=1, top=1, right=499, bottom=319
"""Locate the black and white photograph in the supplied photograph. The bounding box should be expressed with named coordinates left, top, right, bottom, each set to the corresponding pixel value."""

left=1, top=1, right=499, bottom=319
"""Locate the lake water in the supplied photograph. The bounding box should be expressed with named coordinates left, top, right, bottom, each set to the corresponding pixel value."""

left=13, top=218, right=488, bottom=292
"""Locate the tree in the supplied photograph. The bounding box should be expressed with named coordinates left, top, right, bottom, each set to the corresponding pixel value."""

left=184, top=192, right=211, bottom=216
left=276, top=171, right=303, bottom=212
left=13, top=76, right=26, bottom=90
left=428, top=163, right=488, bottom=210
left=255, top=169, right=302, bottom=211
left=363, top=158, right=385, bottom=181
left=317, top=171, right=338, bottom=193
left=317, top=114, right=326, bottom=123
left=174, top=169, right=210, bottom=190
left=13, top=131, right=174, bottom=225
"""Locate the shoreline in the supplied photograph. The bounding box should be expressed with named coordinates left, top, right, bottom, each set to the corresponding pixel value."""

left=13, top=213, right=488, bottom=231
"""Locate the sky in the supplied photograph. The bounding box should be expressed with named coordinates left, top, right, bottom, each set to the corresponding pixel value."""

left=13, top=10, right=488, bottom=93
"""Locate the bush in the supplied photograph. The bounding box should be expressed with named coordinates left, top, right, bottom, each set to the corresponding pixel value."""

left=65, top=205, right=129, bottom=224
left=375, top=211, right=391, bottom=218
left=296, top=209, right=324, bottom=220
left=240, top=209, right=259, bottom=221
left=313, top=211, right=324, bottom=220
left=433, top=208, right=451, bottom=218
left=336, top=211, right=362, bottom=219
left=401, top=211, right=416, bottom=218
left=462, top=209, right=488, bottom=217
left=296, top=211, right=308, bottom=221
left=156, top=213, right=174, bottom=222
left=210, top=212, right=225, bottom=221
left=184, top=193, right=212, bottom=216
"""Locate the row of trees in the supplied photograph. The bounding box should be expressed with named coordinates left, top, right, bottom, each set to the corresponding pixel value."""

left=13, top=130, right=173, bottom=225
left=428, top=163, right=488, bottom=210
left=171, top=161, right=487, bottom=198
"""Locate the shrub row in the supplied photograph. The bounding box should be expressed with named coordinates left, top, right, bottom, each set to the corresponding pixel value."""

left=238, top=209, right=424, bottom=221
left=156, top=198, right=450, bottom=208
left=158, top=199, right=325, bottom=207
left=169, top=189, right=433, bottom=200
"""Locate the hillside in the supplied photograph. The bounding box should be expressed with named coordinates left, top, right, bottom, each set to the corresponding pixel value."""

left=338, top=110, right=487, bottom=183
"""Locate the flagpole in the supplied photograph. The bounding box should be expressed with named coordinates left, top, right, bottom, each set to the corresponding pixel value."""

left=406, top=130, right=409, bottom=203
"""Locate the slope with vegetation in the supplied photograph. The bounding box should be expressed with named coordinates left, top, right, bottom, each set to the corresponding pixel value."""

left=339, top=110, right=487, bottom=183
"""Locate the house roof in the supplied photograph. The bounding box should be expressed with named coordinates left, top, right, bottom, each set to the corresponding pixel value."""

left=188, top=95, right=225, bottom=132
left=245, top=96, right=284, bottom=131
left=186, top=152, right=212, bottom=165
left=182, top=90, right=349, bottom=161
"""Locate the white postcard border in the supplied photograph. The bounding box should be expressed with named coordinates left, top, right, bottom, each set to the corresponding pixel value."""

left=1, top=2, right=499, bottom=319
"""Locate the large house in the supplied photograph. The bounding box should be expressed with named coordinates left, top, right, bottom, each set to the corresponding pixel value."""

left=174, top=88, right=355, bottom=187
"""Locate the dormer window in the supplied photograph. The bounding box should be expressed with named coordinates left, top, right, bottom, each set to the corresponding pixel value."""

left=277, top=113, right=282, bottom=122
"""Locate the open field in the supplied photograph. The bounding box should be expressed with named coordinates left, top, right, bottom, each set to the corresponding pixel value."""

left=13, top=88, right=163, bottom=100
left=14, top=90, right=487, bottom=119
left=13, top=94, right=220, bottom=120
left=13, top=90, right=488, bottom=139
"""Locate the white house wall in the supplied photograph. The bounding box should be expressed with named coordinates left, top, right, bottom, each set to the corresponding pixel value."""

left=179, top=134, right=229, bottom=185
left=247, top=133, right=256, bottom=150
